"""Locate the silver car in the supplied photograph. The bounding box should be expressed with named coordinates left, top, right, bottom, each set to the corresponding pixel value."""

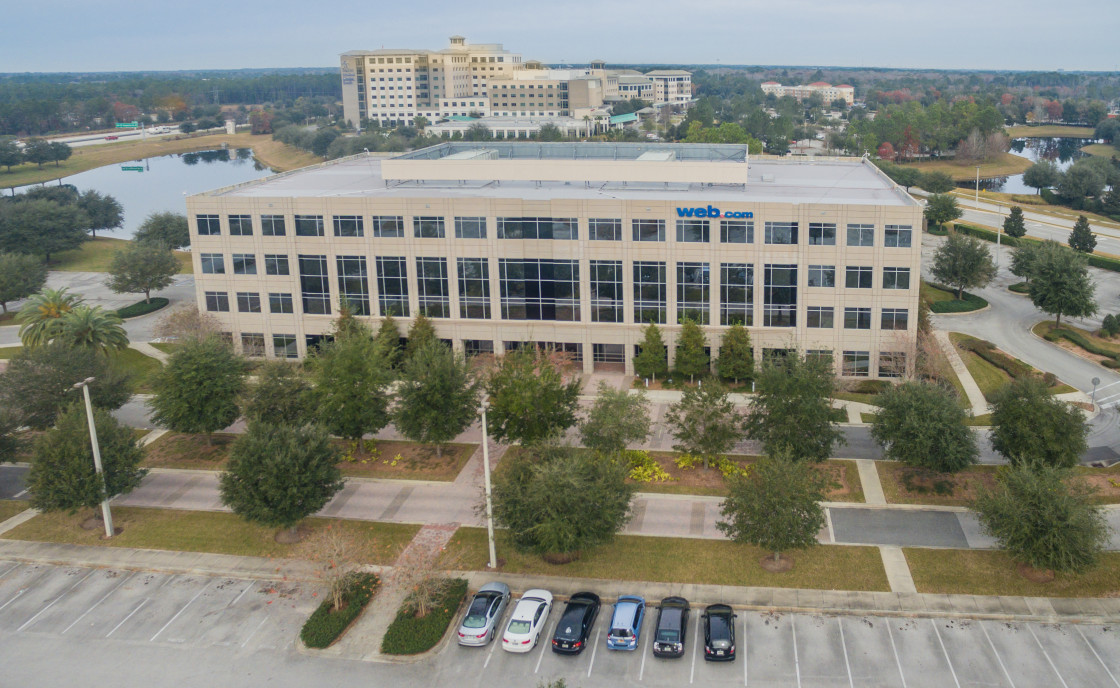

left=457, top=581, right=511, bottom=646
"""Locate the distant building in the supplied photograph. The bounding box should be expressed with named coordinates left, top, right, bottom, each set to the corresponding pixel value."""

left=761, top=81, right=854, bottom=106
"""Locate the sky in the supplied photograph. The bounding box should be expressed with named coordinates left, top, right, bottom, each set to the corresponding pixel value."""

left=4, top=0, right=1119, bottom=73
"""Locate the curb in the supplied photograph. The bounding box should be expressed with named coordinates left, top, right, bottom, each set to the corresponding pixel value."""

left=930, top=303, right=991, bottom=316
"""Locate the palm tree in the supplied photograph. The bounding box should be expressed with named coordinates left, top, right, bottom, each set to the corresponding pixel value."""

left=55, top=305, right=129, bottom=352
left=17, top=287, right=83, bottom=347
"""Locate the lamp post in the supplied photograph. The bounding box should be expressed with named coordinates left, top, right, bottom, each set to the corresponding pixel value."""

left=1092, top=377, right=1101, bottom=407
left=72, top=377, right=114, bottom=539
left=479, top=398, right=498, bottom=570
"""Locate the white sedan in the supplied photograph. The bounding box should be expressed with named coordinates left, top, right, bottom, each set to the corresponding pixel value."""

left=501, top=589, right=554, bottom=653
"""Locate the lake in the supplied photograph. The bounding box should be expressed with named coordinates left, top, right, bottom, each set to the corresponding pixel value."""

left=11, top=148, right=274, bottom=240
left=959, top=136, right=1096, bottom=195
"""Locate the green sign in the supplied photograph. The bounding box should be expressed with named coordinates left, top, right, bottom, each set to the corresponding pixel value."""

left=115, top=122, right=139, bottom=128
left=120, top=166, right=144, bottom=172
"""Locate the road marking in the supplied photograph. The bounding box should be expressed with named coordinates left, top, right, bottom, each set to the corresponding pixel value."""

left=743, top=615, right=748, bottom=686
left=483, top=630, right=499, bottom=668
left=978, top=621, right=1016, bottom=688
left=150, top=581, right=210, bottom=642
left=886, top=622, right=908, bottom=688
left=63, top=571, right=135, bottom=635
left=0, top=588, right=25, bottom=614
left=587, top=628, right=600, bottom=678
left=13, top=489, right=27, bottom=499
left=0, top=562, right=20, bottom=580
left=533, top=615, right=553, bottom=674
left=791, top=617, right=802, bottom=688
left=227, top=581, right=255, bottom=608
left=1096, top=380, right=1120, bottom=393
left=1026, top=624, right=1069, bottom=688
left=16, top=569, right=94, bottom=632
left=639, top=615, right=651, bottom=681
left=106, top=598, right=148, bottom=637
left=240, top=615, right=268, bottom=649
left=1075, top=626, right=1120, bottom=687
left=930, top=618, right=961, bottom=688
left=825, top=508, right=836, bottom=543
left=837, top=618, right=854, bottom=688
left=690, top=612, right=699, bottom=684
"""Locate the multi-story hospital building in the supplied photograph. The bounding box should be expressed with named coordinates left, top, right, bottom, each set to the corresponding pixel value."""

left=186, top=142, right=921, bottom=379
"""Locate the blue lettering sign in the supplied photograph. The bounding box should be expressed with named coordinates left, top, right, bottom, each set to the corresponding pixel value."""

left=675, top=206, right=754, bottom=219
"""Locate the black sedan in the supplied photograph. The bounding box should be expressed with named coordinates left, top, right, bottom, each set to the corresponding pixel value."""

left=702, top=604, right=737, bottom=661
left=551, top=592, right=601, bottom=654
left=652, top=596, right=690, bottom=658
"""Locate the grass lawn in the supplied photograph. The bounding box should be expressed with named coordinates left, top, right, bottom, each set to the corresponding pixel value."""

left=833, top=391, right=880, bottom=406
left=898, top=152, right=1032, bottom=181
left=148, top=342, right=179, bottom=354
left=51, top=237, right=192, bottom=274
left=1071, top=463, right=1120, bottom=505
left=905, top=548, right=1120, bottom=597
left=860, top=412, right=877, bottom=424
left=446, top=527, right=889, bottom=592
left=143, top=432, right=238, bottom=470
left=1005, top=125, right=1097, bottom=138
left=949, top=189, right=1120, bottom=230
left=1034, top=320, right=1120, bottom=365
left=879, top=462, right=1001, bottom=507
left=1082, top=142, right=1120, bottom=158
left=965, top=413, right=993, bottom=426
left=920, top=281, right=987, bottom=314
left=948, top=332, right=1074, bottom=401
left=4, top=506, right=418, bottom=563
left=0, top=346, right=23, bottom=359
left=113, top=347, right=163, bottom=394
left=0, top=500, right=30, bottom=522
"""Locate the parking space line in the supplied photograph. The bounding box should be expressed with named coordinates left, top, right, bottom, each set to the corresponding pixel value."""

left=639, top=615, right=652, bottom=681
left=1026, top=624, right=1069, bottom=688
left=837, top=618, right=854, bottom=688
left=743, top=615, right=748, bottom=686
left=930, top=618, right=962, bottom=688
left=826, top=508, right=836, bottom=543
left=886, top=622, right=908, bottom=688
left=106, top=598, right=148, bottom=637
left=1075, top=626, right=1120, bottom=688
left=240, top=616, right=268, bottom=649
left=791, top=616, right=802, bottom=688
left=13, top=489, right=27, bottom=499
left=150, top=581, right=210, bottom=642
left=0, top=562, right=20, bottom=579
left=484, top=633, right=499, bottom=668
left=978, top=621, right=1016, bottom=688
left=690, top=612, right=699, bottom=684
left=587, top=628, right=600, bottom=678
left=16, top=569, right=94, bottom=632
left=62, top=572, right=135, bottom=635
left=533, top=615, right=553, bottom=674
left=227, top=580, right=255, bottom=608
left=0, top=588, right=26, bottom=614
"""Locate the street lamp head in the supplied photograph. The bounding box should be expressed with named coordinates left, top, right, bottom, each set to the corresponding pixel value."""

left=71, top=376, right=96, bottom=390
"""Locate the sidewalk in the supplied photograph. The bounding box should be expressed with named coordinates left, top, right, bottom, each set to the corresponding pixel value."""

left=934, top=330, right=989, bottom=415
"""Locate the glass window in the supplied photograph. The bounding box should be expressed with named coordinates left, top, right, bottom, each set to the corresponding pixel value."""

left=883, top=267, right=911, bottom=290
left=196, top=214, right=220, bottom=236
left=763, top=264, right=797, bottom=327
left=204, top=291, right=229, bottom=312
left=676, top=262, right=710, bottom=324
left=336, top=256, right=370, bottom=315
left=807, top=265, right=835, bottom=288
left=720, top=263, right=753, bottom=326
left=294, top=215, right=324, bottom=237
left=634, top=261, right=666, bottom=324
left=464, top=339, right=494, bottom=356
left=261, top=215, right=286, bottom=236
left=882, top=308, right=909, bottom=330
left=236, top=292, right=261, bottom=313
left=589, top=260, right=623, bottom=323
left=843, top=351, right=870, bottom=377
left=844, top=307, right=872, bottom=329
left=333, top=215, right=364, bottom=237
left=264, top=254, right=289, bottom=276
left=228, top=215, right=253, bottom=236
left=879, top=352, right=907, bottom=378
left=632, top=219, right=665, bottom=242
left=807, top=306, right=834, bottom=328
left=273, top=334, right=298, bottom=359
left=885, top=225, right=913, bottom=248
left=720, top=220, right=753, bottom=244
left=498, top=259, right=579, bottom=321
left=232, top=253, right=256, bottom=275
left=269, top=292, right=294, bottom=314
left=808, top=223, right=836, bottom=246
left=589, top=218, right=622, bottom=241
left=846, top=224, right=874, bottom=247
left=416, top=257, right=450, bottom=318
left=457, top=258, right=491, bottom=319
left=675, top=220, right=709, bottom=243
left=240, top=333, right=265, bottom=357
left=496, top=217, right=577, bottom=240
left=298, top=255, right=330, bottom=315
left=413, top=216, right=445, bottom=238
left=764, top=221, right=798, bottom=245
left=376, top=256, right=409, bottom=317
left=372, top=216, right=405, bottom=237
left=454, top=217, right=486, bottom=239
left=807, top=349, right=833, bottom=364
left=200, top=253, right=224, bottom=274
left=845, top=266, right=873, bottom=289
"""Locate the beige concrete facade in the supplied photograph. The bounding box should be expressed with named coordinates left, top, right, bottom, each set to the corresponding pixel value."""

left=761, top=81, right=855, bottom=106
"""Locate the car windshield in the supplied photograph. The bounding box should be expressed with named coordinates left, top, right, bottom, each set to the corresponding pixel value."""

left=656, top=629, right=680, bottom=642
left=507, top=620, right=531, bottom=634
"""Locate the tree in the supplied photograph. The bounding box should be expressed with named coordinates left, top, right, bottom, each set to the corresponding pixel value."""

left=893, top=166, right=922, bottom=191
left=77, top=190, right=122, bottom=238
left=1057, top=162, right=1106, bottom=201
left=633, top=322, right=668, bottom=381
left=1068, top=215, right=1096, bottom=253
left=715, top=323, right=753, bottom=383
left=0, top=198, right=88, bottom=262
left=149, top=336, right=246, bottom=445
left=1028, top=241, right=1096, bottom=326
left=134, top=211, right=190, bottom=250
left=930, top=232, right=996, bottom=299
left=393, top=340, right=479, bottom=456
left=412, top=115, right=429, bottom=132
left=1010, top=241, right=1042, bottom=284
left=989, top=377, right=1088, bottom=468
left=923, top=193, right=962, bottom=231
left=0, top=140, right=23, bottom=171
left=717, top=452, right=827, bottom=566
left=579, top=383, right=651, bottom=455
left=219, top=422, right=344, bottom=535
left=152, top=304, right=221, bottom=343
left=0, top=252, right=47, bottom=313
left=373, top=315, right=402, bottom=370
left=870, top=381, right=978, bottom=472
left=48, top=141, right=72, bottom=167
left=27, top=404, right=146, bottom=514
left=744, top=352, right=844, bottom=463
left=674, top=318, right=709, bottom=382
left=537, top=124, right=563, bottom=141
left=1023, top=160, right=1059, bottom=194
left=106, top=242, right=178, bottom=303
left=1003, top=206, right=1026, bottom=239
left=485, top=347, right=581, bottom=446
left=242, top=360, right=313, bottom=427
left=0, top=407, right=22, bottom=464
left=310, top=327, right=392, bottom=448
left=491, top=445, right=634, bottom=560
left=0, top=343, right=132, bottom=429
left=405, top=312, right=438, bottom=360
left=974, top=464, right=1108, bottom=573
left=22, top=139, right=53, bottom=168
left=665, top=381, right=743, bottom=467
left=919, top=171, right=954, bottom=193
left=16, top=287, right=83, bottom=347
left=54, top=305, right=129, bottom=352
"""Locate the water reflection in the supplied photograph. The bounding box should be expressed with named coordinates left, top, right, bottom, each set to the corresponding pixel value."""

left=957, top=137, right=1095, bottom=195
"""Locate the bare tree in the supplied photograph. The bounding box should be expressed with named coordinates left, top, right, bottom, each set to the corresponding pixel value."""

left=153, top=304, right=222, bottom=343
left=389, top=542, right=463, bottom=618
left=296, top=524, right=378, bottom=613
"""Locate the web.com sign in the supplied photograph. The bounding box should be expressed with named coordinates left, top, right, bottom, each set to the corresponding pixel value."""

left=675, top=205, right=753, bottom=219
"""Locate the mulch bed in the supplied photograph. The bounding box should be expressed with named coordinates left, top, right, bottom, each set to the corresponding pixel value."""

left=638, top=453, right=859, bottom=501
left=880, top=463, right=999, bottom=506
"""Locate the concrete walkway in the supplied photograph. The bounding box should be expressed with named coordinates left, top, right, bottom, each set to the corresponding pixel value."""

left=934, top=329, right=990, bottom=415
left=129, top=341, right=169, bottom=363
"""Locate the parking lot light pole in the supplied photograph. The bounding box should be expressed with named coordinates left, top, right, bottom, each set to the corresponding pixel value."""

left=479, top=398, right=498, bottom=569
left=73, top=377, right=115, bottom=539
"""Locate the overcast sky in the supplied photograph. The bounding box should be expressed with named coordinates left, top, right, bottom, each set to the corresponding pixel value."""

left=5, top=0, right=1119, bottom=73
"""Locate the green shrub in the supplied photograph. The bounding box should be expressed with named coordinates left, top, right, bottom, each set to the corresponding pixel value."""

left=851, top=380, right=891, bottom=395
left=928, top=290, right=988, bottom=313
left=1102, top=314, right=1118, bottom=338
left=300, top=573, right=379, bottom=649
left=958, top=337, right=1034, bottom=379
left=381, top=579, right=468, bottom=655
left=1087, top=254, right=1120, bottom=273
left=927, top=225, right=949, bottom=236
left=1009, top=282, right=1029, bottom=294
left=115, top=297, right=170, bottom=319
left=953, top=222, right=1023, bottom=248
left=1046, top=327, right=1120, bottom=365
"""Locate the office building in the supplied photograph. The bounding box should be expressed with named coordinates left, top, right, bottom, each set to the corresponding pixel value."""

left=761, top=81, right=855, bottom=106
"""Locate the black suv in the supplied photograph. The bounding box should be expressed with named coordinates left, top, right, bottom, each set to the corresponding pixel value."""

left=702, top=604, right=737, bottom=661
left=652, top=596, right=690, bottom=658
left=551, top=592, right=600, bottom=654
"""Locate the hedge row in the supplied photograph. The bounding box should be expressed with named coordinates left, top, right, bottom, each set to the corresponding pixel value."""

left=1009, top=282, right=1030, bottom=294
left=951, top=222, right=1120, bottom=274
left=957, top=337, right=1035, bottom=379
left=300, top=573, right=380, bottom=649
left=381, top=579, right=468, bottom=655
left=115, top=297, right=169, bottom=319
left=1044, top=327, right=1120, bottom=369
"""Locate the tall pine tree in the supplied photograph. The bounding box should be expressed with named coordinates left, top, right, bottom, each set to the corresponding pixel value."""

left=1003, top=206, right=1026, bottom=238
left=1068, top=215, right=1097, bottom=253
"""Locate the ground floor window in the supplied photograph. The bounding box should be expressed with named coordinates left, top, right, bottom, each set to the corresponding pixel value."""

left=842, top=350, right=870, bottom=377
left=592, top=343, right=625, bottom=363
left=464, top=339, right=494, bottom=357
left=240, top=333, right=265, bottom=357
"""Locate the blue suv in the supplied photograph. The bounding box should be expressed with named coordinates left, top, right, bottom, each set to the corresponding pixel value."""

left=606, top=595, right=645, bottom=650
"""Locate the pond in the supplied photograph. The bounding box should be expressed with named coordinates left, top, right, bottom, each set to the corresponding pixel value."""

left=958, top=136, right=1096, bottom=195
left=11, top=148, right=274, bottom=240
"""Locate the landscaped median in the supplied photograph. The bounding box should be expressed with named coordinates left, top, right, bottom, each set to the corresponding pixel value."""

left=381, top=579, right=469, bottom=655
left=877, top=461, right=1120, bottom=507
left=115, top=297, right=169, bottom=319
left=1034, top=320, right=1120, bottom=369
left=301, top=572, right=380, bottom=649
left=904, top=548, right=1120, bottom=598
left=921, top=281, right=988, bottom=314
left=949, top=332, right=1075, bottom=402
